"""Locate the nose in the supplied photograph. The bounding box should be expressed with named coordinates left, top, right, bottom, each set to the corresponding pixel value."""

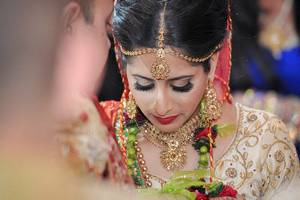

left=153, top=87, right=173, bottom=116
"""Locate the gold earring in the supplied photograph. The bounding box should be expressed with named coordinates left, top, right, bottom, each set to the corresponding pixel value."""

left=199, top=80, right=222, bottom=127
left=126, top=92, right=137, bottom=120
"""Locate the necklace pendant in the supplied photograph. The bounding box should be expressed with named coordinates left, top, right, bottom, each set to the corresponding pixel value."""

left=160, top=145, right=187, bottom=171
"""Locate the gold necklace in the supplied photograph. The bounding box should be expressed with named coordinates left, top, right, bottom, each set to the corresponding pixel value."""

left=134, top=139, right=167, bottom=188
left=134, top=140, right=152, bottom=187
left=140, top=114, right=201, bottom=171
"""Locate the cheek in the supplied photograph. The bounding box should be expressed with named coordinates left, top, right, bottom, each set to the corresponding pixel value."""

left=133, top=92, right=153, bottom=114
left=129, top=86, right=154, bottom=114
left=172, top=83, right=206, bottom=114
left=126, top=76, right=149, bottom=111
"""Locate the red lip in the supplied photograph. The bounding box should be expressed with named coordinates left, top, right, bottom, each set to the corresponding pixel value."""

left=154, top=115, right=178, bottom=125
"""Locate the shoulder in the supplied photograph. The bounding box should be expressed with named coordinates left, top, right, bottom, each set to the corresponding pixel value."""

left=237, top=103, right=289, bottom=138
left=237, top=103, right=296, bottom=157
left=237, top=103, right=299, bottom=196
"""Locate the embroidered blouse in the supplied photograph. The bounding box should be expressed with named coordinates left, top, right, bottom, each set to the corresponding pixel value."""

left=60, top=98, right=300, bottom=199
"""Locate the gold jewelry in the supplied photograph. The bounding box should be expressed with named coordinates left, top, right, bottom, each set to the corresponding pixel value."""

left=150, top=1, right=170, bottom=80
left=140, top=114, right=201, bottom=171
left=134, top=140, right=167, bottom=188
left=119, top=44, right=221, bottom=64
left=119, top=2, right=222, bottom=80
left=125, top=92, right=137, bottom=119
left=134, top=140, right=153, bottom=188
left=200, top=80, right=222, bottom=127
left=165, top=45, right=222, bottom=63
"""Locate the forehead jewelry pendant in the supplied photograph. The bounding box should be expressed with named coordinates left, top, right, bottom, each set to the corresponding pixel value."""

left=150, top=3, right=170, bottom=80
left=151, top=48, right=170, bottom=80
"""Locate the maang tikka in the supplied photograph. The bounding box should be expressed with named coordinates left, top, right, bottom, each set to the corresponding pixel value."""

left=150, top=2, right=170, bottom=80
left=119, top=1, right=222, bottom=80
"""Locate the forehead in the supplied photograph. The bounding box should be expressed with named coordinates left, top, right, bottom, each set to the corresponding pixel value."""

left=127, top=54, right=204, bottom=78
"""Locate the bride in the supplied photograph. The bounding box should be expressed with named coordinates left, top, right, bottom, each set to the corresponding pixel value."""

left=59, top=0, right=299, bottom=199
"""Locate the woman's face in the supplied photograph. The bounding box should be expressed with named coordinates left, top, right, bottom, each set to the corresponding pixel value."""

left=127, top=54, right=214, bottom=132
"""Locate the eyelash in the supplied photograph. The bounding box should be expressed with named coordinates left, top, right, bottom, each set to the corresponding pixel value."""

left=134, top=81, right=194, bottom=93
left=134, top=82, right=155, bottom=91
left=171, top=82, right=193, bottom=92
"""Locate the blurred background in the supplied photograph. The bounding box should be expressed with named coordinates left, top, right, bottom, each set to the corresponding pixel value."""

left=0, top=0, right=299, bottom=198
left=99, top=0, right=300, bottom=156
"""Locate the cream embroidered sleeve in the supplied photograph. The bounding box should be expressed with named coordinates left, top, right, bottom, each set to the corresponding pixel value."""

left=258, top=116, right=300, bottom=200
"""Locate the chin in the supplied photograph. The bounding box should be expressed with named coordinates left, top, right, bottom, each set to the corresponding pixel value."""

left=150, top=120, right=185, bottom=133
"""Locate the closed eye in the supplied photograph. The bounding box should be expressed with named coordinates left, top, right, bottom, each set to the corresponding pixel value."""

left=133, top=74, right=154, bottom=91
left=171, top=81, right=193, bottom=92
left=134, top=82, right=155, bottom=91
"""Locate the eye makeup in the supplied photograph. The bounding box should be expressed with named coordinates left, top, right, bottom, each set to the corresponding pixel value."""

left=171, top=81, right=194, bottom=92
left=134, top=82, right=155, bottom=91
left=133, top=74, right=155, bottom=91
left=132, top=74, right=194, bottom=92
left=169, top=77, right=194, bottom=93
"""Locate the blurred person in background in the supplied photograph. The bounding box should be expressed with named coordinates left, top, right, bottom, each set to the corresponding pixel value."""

left=53, top=0, right=131, bottom=185
left=231, top=0, right=300, bottom=158
left=0, top=0, right=80, bottom=199
left=0, top=0, right=139, bottom=199
left=230, top=0, right=272, bottom=91
left=231, top=0, right=300, bottom=96
left=258, top=0, right=300, bottom=96
left=0, top=0, right=60, bottom=131
left=0, top=0, right=61, bottom=156
left=54, top=0, right=112, bottom=117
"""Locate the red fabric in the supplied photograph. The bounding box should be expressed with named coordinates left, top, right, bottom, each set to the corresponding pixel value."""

left=194, top=128, right=210, bottom=141
left=114, top=40, right=130, bottom=99
left=195, top=190, right=209, bottom=200
left=219, top=185, right=238, bottom=198
left=91, top=96, right=132, bottom=185
left=213, top=4, right=232, bottom=103
left=92, top=96, right=119, bottom=133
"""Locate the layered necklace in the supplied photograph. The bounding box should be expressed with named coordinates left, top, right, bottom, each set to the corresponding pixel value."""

left=140, top=114, right=201, bottom=171
left=114, top=109, right=228, bottom=188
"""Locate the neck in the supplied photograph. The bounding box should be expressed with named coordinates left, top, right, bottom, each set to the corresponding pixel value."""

left=215, top=102, right=236, bottom=126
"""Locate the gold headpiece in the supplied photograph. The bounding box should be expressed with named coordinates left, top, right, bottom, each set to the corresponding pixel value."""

left=119, top=1, right=222, bottom=80
left=150, top=1, right=169, bottom=80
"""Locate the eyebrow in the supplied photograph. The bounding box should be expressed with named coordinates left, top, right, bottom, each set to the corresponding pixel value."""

left=168, top=75, right=193, bottom=81
left=132, top=74, right=193, bottom=81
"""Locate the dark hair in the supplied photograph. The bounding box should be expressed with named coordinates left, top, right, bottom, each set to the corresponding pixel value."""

left=113, top=0, right=228, bottom=72
left=294, top=0, right=300, bottom=38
